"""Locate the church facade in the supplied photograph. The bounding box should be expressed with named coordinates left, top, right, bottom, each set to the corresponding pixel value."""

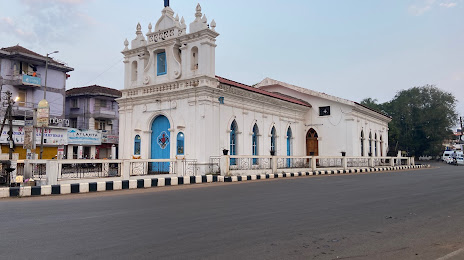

left=118, top=3, right=391, bottom=173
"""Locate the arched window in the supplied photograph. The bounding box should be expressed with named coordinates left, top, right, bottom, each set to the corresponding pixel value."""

left=131, top=61, right=138, bottom=83
left=177, top=132, right=185, bottom=155
left=270, top=126, right=276, bottom=153
left=369, top=132, right=372, bottom=156
left=191, top=46, right=199, bottom=70
left=230, top=120, right=238, bottom=165
left=252, top=124, right=259, bottom=165
left=374, top=133, right=378, bottom=157
left=134, top=135, right=141, bottom=155
left=380, top=135, right=383, bottom=157
left=287, top=127, right=292, bottom=167
left=157, top=52, right=167, bottom=76
left=361, top=130, right=364, bottom=156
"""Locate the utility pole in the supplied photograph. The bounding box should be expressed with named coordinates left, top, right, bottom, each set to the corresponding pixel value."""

left=0, top=91, right=14, bottom=159
left=39, top=51, right=58, bottom=159
left=0, top=91, right=16, bottom=186
left=460, top=116, right=463, bottom=142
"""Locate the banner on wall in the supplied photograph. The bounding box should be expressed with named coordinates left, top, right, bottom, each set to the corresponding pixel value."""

left=0, top=126, right=67, bottom=145
left=102, top=133, right=119, bottom=144
left=67, top=129, right=102, bottom=145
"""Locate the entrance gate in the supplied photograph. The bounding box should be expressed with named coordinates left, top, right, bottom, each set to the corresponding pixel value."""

left=151, top=115, right=170, bottom=173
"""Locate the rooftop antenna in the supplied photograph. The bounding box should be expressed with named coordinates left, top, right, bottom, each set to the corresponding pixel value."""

left=164, top=0, right=169, bottom=7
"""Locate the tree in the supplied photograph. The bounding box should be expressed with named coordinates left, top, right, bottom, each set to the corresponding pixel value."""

left=361, top=85, right=458, bottom=156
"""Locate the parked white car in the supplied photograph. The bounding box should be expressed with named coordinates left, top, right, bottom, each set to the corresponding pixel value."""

left=443, top=151, right=463, bottom=163
left=457, top=156, right=464, bottom=166
left=442, top=151, right=453, bottom=161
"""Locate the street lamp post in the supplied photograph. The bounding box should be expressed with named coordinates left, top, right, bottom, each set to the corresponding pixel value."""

left=39, top=51, right=58, bottom=159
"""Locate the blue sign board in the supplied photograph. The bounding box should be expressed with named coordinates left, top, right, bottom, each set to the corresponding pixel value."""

left=67, top=129, right=102, bottom=145
left=22, top=74, right=41, bottom=86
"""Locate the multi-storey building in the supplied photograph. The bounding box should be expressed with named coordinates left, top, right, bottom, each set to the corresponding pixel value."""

left=0, top=45, right=73, bottom=159
left=65, top=85, right=121, bottom=159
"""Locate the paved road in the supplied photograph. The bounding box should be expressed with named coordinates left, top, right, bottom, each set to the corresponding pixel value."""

left=1, top=163, right=464, bottom=260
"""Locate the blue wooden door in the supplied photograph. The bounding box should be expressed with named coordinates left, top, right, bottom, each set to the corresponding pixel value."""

left=151, top=115, right=170, bottom=173
left=287, top=127, right=292, bottom=167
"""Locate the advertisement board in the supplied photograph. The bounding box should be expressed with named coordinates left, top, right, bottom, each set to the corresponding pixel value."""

left=102, top=133, right=119, bottom=144
left=0, top=126, right=67, bottom=145
left=67, top=129, right=102, bottom=145
left=37, top=99, right=49, bottom=127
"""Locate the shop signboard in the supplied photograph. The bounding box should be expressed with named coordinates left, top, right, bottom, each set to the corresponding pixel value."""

left=67, top=129, right=102, bottom=145
left=37, top=99, right=49, bottom=127
left=102, top=133, right=119, bottom=144
left=23, top=126, right=34, bottom=149
left=0, top=126, right=67, bottom=145
left=22, top=74, right=41, bottom=86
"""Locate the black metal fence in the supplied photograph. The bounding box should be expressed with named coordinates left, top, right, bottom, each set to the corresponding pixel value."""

left=130, top=161, right=177, bottom=176
left=0, top=161, right=12, bottom=186
left=60, top=162, right=121, bottom=179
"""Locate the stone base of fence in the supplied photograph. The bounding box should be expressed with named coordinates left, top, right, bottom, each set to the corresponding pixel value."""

left=0, top=165, right=429, bottom=198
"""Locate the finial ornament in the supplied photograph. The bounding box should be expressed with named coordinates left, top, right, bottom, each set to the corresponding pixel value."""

left=211, top=19, right=216, bottom=31
left=136, top=22, right=142, bottom=34
left=123, top=38, right=129, bottom=51
left=195, top=3, right=202, bottom=18
left=148, top=23, right=152, bottom=33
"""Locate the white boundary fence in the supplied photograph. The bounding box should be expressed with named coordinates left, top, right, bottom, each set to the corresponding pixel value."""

left=8, top=155, right=415, bottom=185
left=220, top=155, right=415, bottom=176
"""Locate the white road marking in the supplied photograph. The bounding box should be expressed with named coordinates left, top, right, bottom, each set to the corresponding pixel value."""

left=436, top=247, right=464, bottom=260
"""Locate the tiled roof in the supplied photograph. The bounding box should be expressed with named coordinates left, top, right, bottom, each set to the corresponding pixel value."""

left=354, top=102, right=391, bottom=118
left=0, top=45, right=72, bottom=70
left=66, top=85, right=122, bottom=98
left=1, top=45, right=45, bottom=59
left=216, top=76, right=311, bottom=108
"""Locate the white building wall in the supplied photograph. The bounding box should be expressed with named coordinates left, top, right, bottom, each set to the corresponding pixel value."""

left=118, top=3, right=392, bottom=174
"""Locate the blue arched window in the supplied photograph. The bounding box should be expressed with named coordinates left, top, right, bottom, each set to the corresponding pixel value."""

left=252, top=124, right=259, bottom=165
left=287, top=127, right=292, bottom=167
left=177, top=132, right=185, bottom=155
left=134, top=135, right=141, bottom=155
left=270, top=126, right=276, bottom=153
left=361, top=131, right=364, bottom=156
left=230, top=120, right=238, bottom=165
left=157, top=52, right=167, bottom=76
left=374, top=133, right=377, bottom=157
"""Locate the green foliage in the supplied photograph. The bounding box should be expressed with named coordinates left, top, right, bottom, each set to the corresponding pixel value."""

left=361, top=85, right=458, bottom=156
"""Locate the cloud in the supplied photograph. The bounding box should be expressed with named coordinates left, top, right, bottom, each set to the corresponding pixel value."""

left=0, top=17, right=37, bottom=42
left=408, top=0, right=436, bottom=16
left=0, top=0, right=94, bottom=47
left=439, top=2, right=458, bottom=7
left=408, top=0, right=460, bottom=15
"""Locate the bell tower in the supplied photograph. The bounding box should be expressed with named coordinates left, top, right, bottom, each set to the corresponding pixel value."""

left=122, top=2, right=219, bottom=89
left=181, top=3, right=218, bottom=79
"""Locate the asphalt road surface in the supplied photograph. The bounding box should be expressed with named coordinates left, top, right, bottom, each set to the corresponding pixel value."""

left=2, top=163, right=464, bottom=260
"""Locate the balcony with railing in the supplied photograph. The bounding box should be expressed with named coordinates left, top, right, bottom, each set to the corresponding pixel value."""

left=8, top=74, right=42, bottom=87
left=92, top=105, right=118, bottom=119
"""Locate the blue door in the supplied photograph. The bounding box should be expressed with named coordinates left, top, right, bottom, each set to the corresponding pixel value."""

left=287, top=127, right=292, bottom=167
left=151, top=115, right=170, bottom=173
left=230, top=120, right=237, bottom=165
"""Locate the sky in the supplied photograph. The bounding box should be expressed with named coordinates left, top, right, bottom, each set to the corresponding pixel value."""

left=0, top=0, right=463, bottom=128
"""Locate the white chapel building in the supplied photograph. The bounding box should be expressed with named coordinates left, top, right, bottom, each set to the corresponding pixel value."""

left=118, top=2, right=391, bottom=173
